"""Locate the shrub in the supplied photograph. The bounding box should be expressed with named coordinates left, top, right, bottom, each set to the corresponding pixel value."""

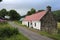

left=0, top=27, right=19, bottom=38
left=0, top=20, right=7, bottom=24
left=58, top=28, right=60, bottom=34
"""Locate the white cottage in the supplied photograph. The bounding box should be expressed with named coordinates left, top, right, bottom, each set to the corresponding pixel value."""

left=22, top=11, right=45, bottom=30
left=22, top=6, right=57, bottom=32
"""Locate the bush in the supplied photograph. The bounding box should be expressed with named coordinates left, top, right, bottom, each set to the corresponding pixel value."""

left=58, top=29, right=60, bottom=34
left=0, top=27, right=19, bottom=38
left=0, top=20, right=7, bottom=24
left=0, top=22, right=7, bottom=24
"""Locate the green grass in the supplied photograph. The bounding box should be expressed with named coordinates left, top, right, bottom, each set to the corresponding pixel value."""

left=57, top=23, right=60, bottom=29
left=0, top=34, right=29, bottom=40
left=14, top=21, right=27, bottom=27
left=0, top=33, right=29, bottom=40
left=14, top=21, right=60, bottom=40
left=0, top=22, right=29, bottom=40
left=39, top=31, right=60, bottom=40
left=38, top=22, right=60, bottom=40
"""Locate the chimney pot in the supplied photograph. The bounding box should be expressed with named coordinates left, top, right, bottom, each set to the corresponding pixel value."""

left=47, top=6, right=51, bottom=12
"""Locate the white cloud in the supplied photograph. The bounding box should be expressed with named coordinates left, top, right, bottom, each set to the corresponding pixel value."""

left=2, top=0, right=53, bottom=4
left=0, top=0, right=60, bottom=16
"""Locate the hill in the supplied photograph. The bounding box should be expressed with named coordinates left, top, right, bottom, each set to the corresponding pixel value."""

left=52, top=10, right=60, bottom=22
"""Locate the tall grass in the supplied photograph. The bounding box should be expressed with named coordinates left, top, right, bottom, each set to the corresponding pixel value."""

left=0, top=27, right=19, bottom=38
left=57, top=23, right=60, bottom=34
left=0, top=22, right=29, bottom=40
left=0, top=22, right=19, bottom=38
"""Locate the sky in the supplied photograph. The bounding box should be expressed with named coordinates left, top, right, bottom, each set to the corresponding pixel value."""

left=0, top=0, right=60, bottom=16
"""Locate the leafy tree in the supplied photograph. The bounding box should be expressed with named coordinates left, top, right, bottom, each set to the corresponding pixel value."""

left=53, top=10, right=60, bottom=22
left=0, top=9, right=21, bottom=20
left=27, top=11, right=31, bottom=15
left=27, top=8, right=36, bottom=15
left=30, top=8, right=36, bottom=13
left=38, top=10, right=45, bottom=12
left=0, top=9, right=7, bottom=18
left=9, top=10, right=21, bottom=20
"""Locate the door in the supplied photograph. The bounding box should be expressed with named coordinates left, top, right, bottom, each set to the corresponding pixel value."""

left=28, top=22, right=29, bottom=27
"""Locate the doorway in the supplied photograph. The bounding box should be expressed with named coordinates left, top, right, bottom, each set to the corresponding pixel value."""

left=28, top=22, right=29, bottom=27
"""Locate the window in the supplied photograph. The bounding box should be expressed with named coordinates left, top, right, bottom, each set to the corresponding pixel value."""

left=35, top=23, right=36, bottom=26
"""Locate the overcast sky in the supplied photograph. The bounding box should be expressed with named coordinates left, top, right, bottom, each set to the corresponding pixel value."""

left=0, top=0, right=60, bottom=16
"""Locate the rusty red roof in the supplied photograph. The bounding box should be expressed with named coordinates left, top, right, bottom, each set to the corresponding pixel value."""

left=24, top=11, right=47, bottom=21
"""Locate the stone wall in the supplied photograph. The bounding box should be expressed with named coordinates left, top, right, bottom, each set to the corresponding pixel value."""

left=41, top=11, right=57, bottom=33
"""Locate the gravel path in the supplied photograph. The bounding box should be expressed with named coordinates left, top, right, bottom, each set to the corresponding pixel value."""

left=8, top=21, right=53, bottom=40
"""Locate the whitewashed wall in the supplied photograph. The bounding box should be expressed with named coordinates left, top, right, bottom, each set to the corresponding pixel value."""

left=22, top=21, right=28, bottom=26
left=32, top=21, right=41, bottom=30
left=22, top=21, right=41, bottom=30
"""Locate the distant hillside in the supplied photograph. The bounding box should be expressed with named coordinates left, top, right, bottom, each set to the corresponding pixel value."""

left=52, top=10, right=60, bottom=22
left=53, top=10, right=60, bottom=14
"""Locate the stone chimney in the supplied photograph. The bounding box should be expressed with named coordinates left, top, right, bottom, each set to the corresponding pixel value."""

left=46, top=6, right=51, bottom=12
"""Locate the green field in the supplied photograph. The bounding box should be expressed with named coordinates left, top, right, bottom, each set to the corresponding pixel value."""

left=0, top=22, right=29, bottom=40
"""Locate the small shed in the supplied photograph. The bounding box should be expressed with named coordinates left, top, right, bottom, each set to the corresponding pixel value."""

left=5, top=16, right=10, bottom=19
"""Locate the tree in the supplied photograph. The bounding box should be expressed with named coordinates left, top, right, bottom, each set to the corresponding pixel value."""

left=9, top=10, right=21, bottom=20
left=27, top=8, right=36, bottom=15
left=27, top=11, right=31, bottom=15
left=0, top=9, right=7, bottom=18
left=38, top=10, right=45, bottom=12
left=53, top=10, right=60, bottom=22
left=0, top=9, right=21, bottom=20
left=30, top=8, right=36, bottom=13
